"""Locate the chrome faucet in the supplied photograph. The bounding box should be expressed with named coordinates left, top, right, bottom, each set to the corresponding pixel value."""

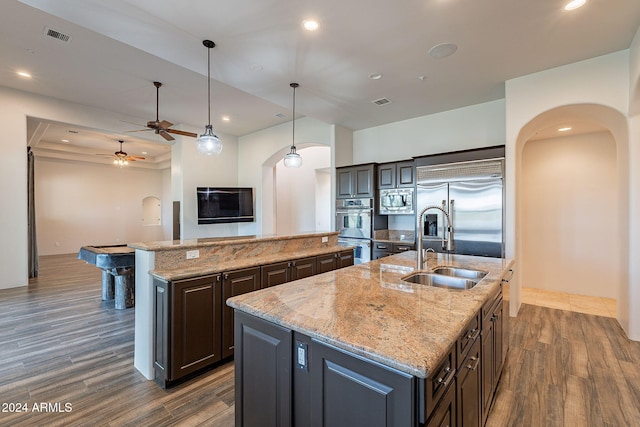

left=416, top=205, right=455, bottom=269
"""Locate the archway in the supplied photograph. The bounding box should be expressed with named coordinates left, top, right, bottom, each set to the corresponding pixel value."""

left=515, top=104, right=629, bottom=324
left=261, top=143, right=332, bottom=235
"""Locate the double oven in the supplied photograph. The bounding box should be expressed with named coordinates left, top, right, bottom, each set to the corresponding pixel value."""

left=336, top=198, right=387, bottom=264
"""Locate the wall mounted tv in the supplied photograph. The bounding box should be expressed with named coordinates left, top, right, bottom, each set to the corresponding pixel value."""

left=197, top=187, right=255, bottom=224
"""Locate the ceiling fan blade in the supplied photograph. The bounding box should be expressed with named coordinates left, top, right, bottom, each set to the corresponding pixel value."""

left=127, top=155, right=146, bottom=160
left=167, top=129, right=198, bottom=138
left=126, top=128, right=153, bottom=133
left=159, top=131, right=175, bottom=141
left=158, top=120, right=173, bottom=129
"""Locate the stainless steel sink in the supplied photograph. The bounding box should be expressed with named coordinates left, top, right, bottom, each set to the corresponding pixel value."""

left=432, top=267, right=488, bottom=280
left=402, top=272, right=478, bottom=290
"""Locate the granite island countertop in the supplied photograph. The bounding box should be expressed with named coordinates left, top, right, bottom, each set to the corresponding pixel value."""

left=227, top=250, right=514, bottom=379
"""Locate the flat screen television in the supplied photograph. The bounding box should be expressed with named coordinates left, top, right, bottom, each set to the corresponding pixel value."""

left=197, top=187, right=254, bottom=224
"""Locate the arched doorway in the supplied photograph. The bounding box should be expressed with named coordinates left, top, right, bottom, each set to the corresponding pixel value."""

left=515, top=104, right=629, bottom=322
left=261, top=143, right=332, bottom=235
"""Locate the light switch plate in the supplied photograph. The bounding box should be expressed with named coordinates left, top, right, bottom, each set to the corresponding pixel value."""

left=321, top=236, right=328, bottom=243
left=186, top=249, right=200, bottom=259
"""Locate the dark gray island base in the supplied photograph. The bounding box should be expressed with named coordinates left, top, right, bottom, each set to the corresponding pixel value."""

left=229, top=251, right=513, bottom=427
left=78, top=245, right=135, bottom=309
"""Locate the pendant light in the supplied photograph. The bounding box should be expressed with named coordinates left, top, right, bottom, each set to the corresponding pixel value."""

left=196, top=40, right=223, bottom=155
left=283, top=82, right=303, bottom=168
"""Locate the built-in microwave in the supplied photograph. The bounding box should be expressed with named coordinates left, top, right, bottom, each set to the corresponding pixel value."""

left=378, top=188, right=414, bottom=215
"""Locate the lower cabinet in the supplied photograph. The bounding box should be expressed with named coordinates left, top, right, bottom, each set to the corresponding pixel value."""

left=481, top=290, right=506, bottom=425
left=153, top=274, right=223, bottom=388
left=457, top=338, right=482, bottom=427
left=222, top=267, right=261, bottom=359
left=154, top=249, right=355, bottom=387
left=317, top=249, right=355, bottom=274
left=372, top=241, right=416, bottom=260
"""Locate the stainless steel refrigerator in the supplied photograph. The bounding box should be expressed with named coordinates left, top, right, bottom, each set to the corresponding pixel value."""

left=416, top=159, right=504, bottom=258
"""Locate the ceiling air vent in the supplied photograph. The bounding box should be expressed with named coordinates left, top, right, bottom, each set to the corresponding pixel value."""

left=372, top=97, right=392, bottom=106
left=43, top=27, right=72, bottom=43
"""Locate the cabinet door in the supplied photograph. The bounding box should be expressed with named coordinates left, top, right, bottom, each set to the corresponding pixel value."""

left=493, top=299, right=505, bottom=384
left=337, top=249, right=355, bottom=268
left=354, top=165, right=374, bottom=197
left=481, top=317, right=494, bottom=426
left=457, top=338, right=481, bottom=427
left=396, top=160, right=415, bottom=187
left=426, top=379, right=456, bottom=427
left=171, top=275, right=222, bottom=381
left=222, top=267, right=261, bottom=358
left=378, top=163, right=396, bottom=189
left=310, top=340, right=414, bottom=427
left=337, top=168, right=354, bottom=198
left=316, top=253, right=337, bottom=274
left=234, top=311, right=292, bottom=427
left=261, top=261, right=290, bottom=288
left=291, top=257, right=317, bottom=281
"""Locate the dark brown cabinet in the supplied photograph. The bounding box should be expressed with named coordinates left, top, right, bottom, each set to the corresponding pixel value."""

left=377, top=160, right=415, bottom=189
left=316, top=249, right=355, bottom=273
left=337, top=164, right=375, bottom=198
left=261, top=261, right=290, bottom=288
left=372, top=241, right=416, bottom=260
left=153, top=274, right=223, bottom=388
left=481, top=290, right=505, bottom=425
left=426, top=373, right=457, bottom=427
left=234, top=311, right=292, bottom=427
left=457, top=338, right=482, bottom=427
left=222, top=267, right=261, bottom=359
left=290, top=257, right=317, bottom=280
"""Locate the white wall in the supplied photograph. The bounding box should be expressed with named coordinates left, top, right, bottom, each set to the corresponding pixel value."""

left=505, top=50, right=636, bottom=337
left=35, top=157, right=167, bottom=255
left=353, top=99, right=506, bottom=163
left=172, top=133, right=240, bottom=240
left=0, top=85, right=183, bottom=289
left=521, top=131, right=620, bottom=298
left=275, top=146, right=331, bottom=234
left=238, top=117, right=334, bottom=235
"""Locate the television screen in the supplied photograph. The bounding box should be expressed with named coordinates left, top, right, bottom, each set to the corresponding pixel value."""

left=197, top=187, right=254, bottom=224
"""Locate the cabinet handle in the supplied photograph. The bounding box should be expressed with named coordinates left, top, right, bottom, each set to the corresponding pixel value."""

left=466, top=328, right=480, bottom=341
left=435, top=366, right=451, bottom=386
left=224, top=274, right=229, bottom=280
left=491, top=314, right=498, bottom=322
left=501, top=268, right=514, bottom=283
left=466, top=356, right=479, bottom=371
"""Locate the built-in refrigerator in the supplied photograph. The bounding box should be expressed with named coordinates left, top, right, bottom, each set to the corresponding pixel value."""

left=416, top=159, right=504, bottom=258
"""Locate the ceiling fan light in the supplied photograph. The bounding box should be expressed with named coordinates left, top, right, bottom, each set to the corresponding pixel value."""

left=284, top=146, right=303, bottom=168
left=197, top=124, right=223, bottom=155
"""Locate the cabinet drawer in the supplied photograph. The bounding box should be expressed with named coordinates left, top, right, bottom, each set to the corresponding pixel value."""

left=457, top=312, right=480, bottom=368
left=420, top=345, right=456, bottom=423
left=394, top=243, right=415, bottom=252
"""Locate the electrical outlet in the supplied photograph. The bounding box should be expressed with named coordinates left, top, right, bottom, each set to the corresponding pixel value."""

left=321, top=236, right=328, bottom=243
left=186, top=249, right=200, bottom=259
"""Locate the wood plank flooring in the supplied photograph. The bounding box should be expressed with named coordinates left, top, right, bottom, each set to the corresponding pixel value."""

left=1, top=254, right=639, bottom=426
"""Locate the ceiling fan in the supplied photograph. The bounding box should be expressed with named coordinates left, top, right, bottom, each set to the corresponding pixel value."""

left=129, top=81, right=197, bottom=141
left=97, top=140, right=145, bottom=165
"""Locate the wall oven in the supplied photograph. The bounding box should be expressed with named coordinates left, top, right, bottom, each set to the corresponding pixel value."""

left=336, top=198, right=373, bottom=239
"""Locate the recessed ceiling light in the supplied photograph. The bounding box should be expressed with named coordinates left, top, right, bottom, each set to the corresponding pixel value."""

left=222, top=116, right=231, bottom=122
left=302, top=20, right=320, bottom=31
left=142, top=151, right=148, bottom=155
left=558, top=127, right=572, bottom=132
left=61, top=139, right=69, bottom=142
left=564, top=0, right=587, bottom=11
left=369, top=73, right=383, bottom=80
left=17, top=71, right=32, bottom=78
left=428, top=43, right=458, bottom=59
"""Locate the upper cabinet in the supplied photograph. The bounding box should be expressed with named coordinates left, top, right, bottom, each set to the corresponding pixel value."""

left=377, top=160, right=415, bottom=189
left=337, top=164, right=375, bottom=199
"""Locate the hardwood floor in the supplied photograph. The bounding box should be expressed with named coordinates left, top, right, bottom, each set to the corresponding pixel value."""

left=0, top=254, right=234, bottom=427
left=1, top=254, right=639, bottom=426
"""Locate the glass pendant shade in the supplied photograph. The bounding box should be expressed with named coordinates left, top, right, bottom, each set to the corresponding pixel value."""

left=284, top=146, right=303, bottom=168
left=196, top=124, right=223, bottom=155
left=284, top=82, right=303, bottom=168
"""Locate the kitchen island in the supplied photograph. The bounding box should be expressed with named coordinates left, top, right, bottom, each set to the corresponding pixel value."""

left=228, top=251, right=514, bottom=426
left=127, top=231, right=352, bottom=382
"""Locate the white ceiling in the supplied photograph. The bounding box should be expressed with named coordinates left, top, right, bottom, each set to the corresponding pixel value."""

left=3, top=0, right=640, bottom=165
